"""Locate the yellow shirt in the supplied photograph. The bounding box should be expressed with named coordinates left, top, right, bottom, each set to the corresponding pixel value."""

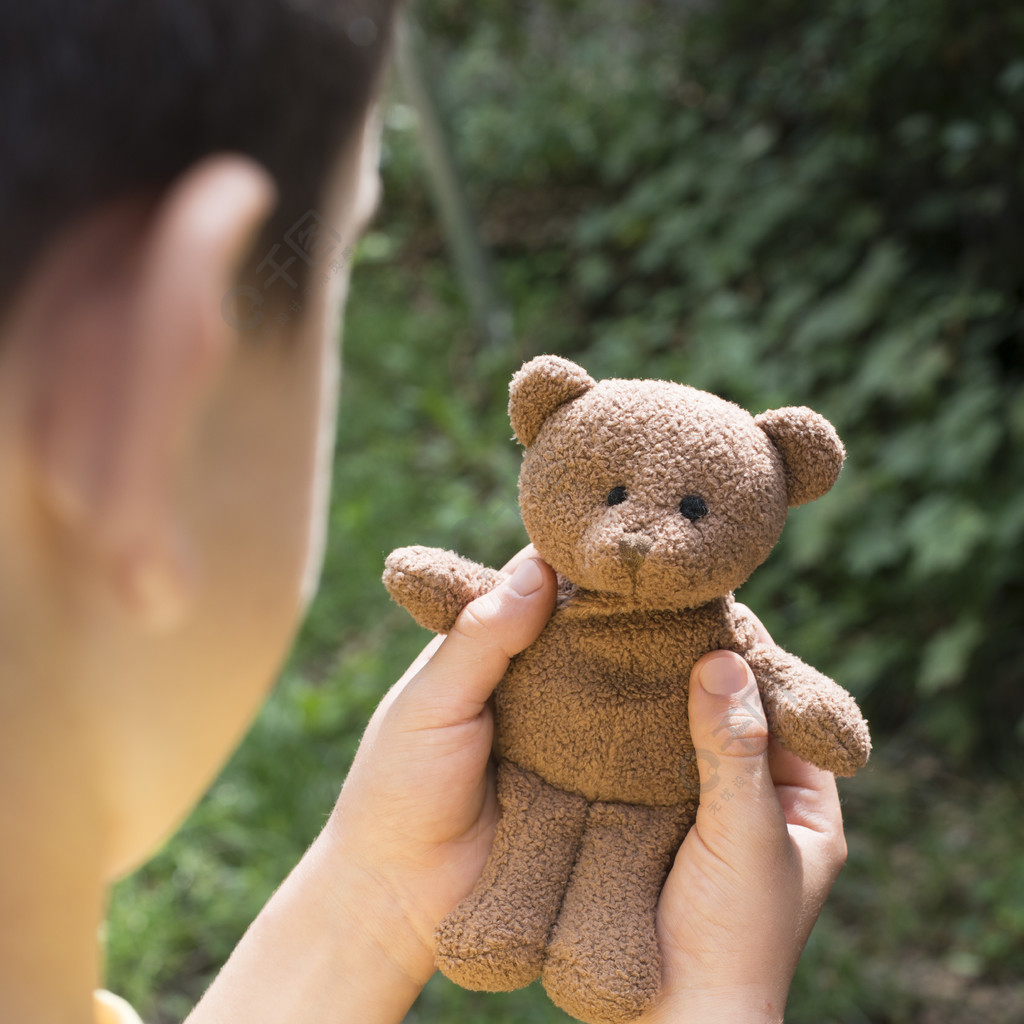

left=94, top=990, right=144, bottom=1024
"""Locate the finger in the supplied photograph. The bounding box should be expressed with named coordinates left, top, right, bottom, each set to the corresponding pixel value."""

left=398, top=557, right=556, bottom=726
left=767, top=740, right=846, bottom=884
left=731, top=604, right=844, bottom=840
left=766, top=737, right=833, bottom=790
left=360, top=633, right=444, bottom=744
left=498, top=542, right=541, bottom=575
left=687, top=651, right=787, bottom=852
left=394, top=633, right=445, bottom=689
left=770, top=755, right=842, bottom=833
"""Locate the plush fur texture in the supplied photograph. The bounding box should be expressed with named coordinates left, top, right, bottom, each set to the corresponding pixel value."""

left=383, top=355, right=871, bottom=1024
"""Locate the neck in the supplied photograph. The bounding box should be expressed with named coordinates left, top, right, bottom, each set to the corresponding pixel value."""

left=0, top=692, right=107, bottom=1024
left=558, top=579, right=726, bottom=617
left=0, top=347, right=110, bottom=1023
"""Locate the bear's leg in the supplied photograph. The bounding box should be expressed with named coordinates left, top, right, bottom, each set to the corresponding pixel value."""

left=435, top=760, right=588, bottom=991
left=541, top=801, right=695, bottom=1024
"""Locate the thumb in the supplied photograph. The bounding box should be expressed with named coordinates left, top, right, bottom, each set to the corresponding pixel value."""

left=401, top=557, right=557, bottom=722
left=688, top=651, right=784, bottom=850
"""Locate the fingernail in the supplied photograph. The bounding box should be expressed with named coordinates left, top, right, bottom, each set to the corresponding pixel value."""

left=508, top=557, right=544, bottom=597
left=698, top=654, right=749, bottom=695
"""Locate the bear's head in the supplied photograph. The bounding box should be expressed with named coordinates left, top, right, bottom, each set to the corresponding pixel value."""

left=509, top=355, right=844, bottom=610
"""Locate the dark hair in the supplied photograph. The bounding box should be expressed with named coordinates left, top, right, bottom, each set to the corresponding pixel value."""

left=0, top=0, right=396, bottom=321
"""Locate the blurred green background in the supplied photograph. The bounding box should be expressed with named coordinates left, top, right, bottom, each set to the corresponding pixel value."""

left=107, top=1, right=1024, bottom=1021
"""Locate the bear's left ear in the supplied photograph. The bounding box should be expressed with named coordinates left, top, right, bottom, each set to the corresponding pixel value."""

left=754, top=406, right=845, bottom=507
left=508, top=355, right=596, bottom=447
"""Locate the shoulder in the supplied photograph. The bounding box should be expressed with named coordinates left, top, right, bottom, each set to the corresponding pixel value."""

left=94, top=991, right=146, bottom=1024
left=724, top=595, right=762, bottom=653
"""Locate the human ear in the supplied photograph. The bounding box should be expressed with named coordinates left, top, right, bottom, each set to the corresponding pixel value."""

left=27, top=155, right=276, bottom=629
left=754, top=406, right=845, bottom=507
left=508, top=354, right=595, bottom=448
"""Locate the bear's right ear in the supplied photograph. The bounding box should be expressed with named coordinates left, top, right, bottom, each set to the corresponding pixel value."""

left=508, top=355, right=596, bottom=447
left=754, top=405, right=845, bottom=507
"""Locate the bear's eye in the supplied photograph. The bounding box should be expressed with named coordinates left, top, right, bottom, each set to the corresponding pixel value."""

left=607, top=485, right=628, bottom=506
left=679, top=495, right=709, bottom=521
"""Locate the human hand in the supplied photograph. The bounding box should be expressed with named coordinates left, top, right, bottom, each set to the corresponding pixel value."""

left=325, top=545, right=557, bottom=988
left=639, top=609, right=849, bottom=1024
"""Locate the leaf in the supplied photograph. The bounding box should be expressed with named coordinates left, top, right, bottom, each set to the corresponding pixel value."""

left=918, top=617, right=982, bottom=695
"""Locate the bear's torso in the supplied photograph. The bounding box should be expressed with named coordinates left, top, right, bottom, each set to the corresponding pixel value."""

left=493, top=587, right=758, bottom=806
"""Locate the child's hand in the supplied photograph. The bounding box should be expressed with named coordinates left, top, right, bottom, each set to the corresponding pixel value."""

left=639, top=608, right=849, bottom=1024
left=326, top=546, right=557, bottom=987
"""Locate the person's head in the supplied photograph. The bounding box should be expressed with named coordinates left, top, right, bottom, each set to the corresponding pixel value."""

left=0, top=0, right=394, bottom=886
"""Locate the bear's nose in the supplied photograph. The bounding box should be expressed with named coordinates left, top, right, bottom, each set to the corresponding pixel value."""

left=619, top=532, right=653, bottom=569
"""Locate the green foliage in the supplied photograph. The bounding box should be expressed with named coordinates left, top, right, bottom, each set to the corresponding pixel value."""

left=789, top=746, right=1024, bottom=1023
left=408, top=976, right=575, bottom=1024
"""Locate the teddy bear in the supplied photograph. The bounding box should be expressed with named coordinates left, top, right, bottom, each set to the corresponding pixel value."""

left=382, top=354, right=871, bottom=1024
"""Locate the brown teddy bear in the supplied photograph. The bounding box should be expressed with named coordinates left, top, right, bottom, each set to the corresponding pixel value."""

left=383, top=355, right=870, bottom=1024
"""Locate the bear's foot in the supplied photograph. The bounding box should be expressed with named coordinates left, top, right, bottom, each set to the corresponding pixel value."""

left=542, top=801, right=694, bottom=1024
left=435, top=914, right=544, bottom=992
left=543, top=945, right=659, bottom=1024
left=435, top=762, right=588, bottom=992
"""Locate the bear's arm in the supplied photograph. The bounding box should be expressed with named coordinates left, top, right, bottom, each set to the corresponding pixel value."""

left=383, top=545, right=506, bottom=634
left=744, top=644, right=871, bottom=776
left=730, top=607, right=870, bottom=776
